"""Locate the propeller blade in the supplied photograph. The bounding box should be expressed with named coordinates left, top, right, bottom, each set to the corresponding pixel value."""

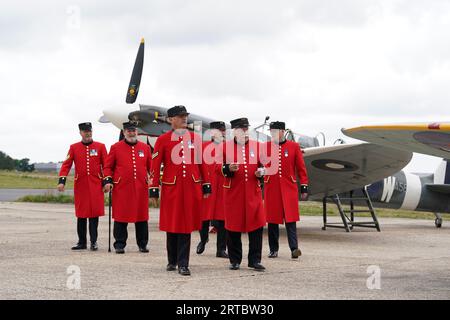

left=126, top=38, right=145, bottom=104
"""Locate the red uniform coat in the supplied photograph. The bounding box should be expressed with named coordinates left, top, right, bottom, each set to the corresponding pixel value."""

left=59, top=141, right=107, bottom=218
left=150, top=130, right=210, bottom=234
left=202, top=141, right=225, bottom=222
left=263, top=140, right=309, bottom=224
left=103, top=140, right=152, bottom=223
left=221, top=139, right=265, bottom=233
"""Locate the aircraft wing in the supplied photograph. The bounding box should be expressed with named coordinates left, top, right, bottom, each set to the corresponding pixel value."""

left=342, top=123, right=450, bottom=159
left=304, top=143, right=412, bottom=199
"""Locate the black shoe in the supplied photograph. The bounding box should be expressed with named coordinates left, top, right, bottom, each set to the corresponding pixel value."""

left=268, top=251, right=278, bottom=258
left=229, top=263, right=240, bottom=270
left=248, top=263, right=266, bottom=271
left=166, top=264, right=177, bottom=271
left=115, top=248, right=125, bottom=254
left=216, top=250, right=229, bottom=258
left=196, top=241, right=206, bottom=254
left=90, top=242, right=98, bottom=251
left=71, top=243, right=87, bottom=250
left=139, top=247, right=149, bottom=253
left=291, top=248, right=302, bottom=259
left=178, top=266, right=191, bottom=276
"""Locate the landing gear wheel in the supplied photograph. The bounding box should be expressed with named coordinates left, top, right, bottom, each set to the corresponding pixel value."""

left=435, top=218, right=443, bottom=228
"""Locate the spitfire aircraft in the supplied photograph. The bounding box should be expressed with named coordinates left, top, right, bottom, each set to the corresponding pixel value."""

left=98, top=38, right=432, bottom=232
left=342, top=124, right=450, bottom=228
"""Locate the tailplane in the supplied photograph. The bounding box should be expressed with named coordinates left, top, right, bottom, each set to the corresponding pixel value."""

left=433, top=159, right=450, bottom=185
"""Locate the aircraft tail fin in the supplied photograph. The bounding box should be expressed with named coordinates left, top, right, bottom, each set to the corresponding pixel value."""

left=433, top=159, right=450, bottom=185
left=447, top=160, right=450, bottom=184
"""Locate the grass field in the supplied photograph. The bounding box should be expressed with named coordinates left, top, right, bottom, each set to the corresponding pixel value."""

left=300, top=202, right=447, bottom=221
left=16, top=192, right=160, bottom=208
left=0, top=170, right=74, bottom=189
left=2, top=170, right=446, bottom=221
left=17, top=193, right=75, bottom=204
left=13, top=193, right=446, bottom=221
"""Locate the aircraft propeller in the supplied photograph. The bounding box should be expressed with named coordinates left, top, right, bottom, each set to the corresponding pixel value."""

left=125, top=38, right=145, bottom=104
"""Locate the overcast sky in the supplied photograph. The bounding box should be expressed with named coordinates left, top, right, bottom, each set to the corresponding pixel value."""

left=1, top=0, right=449, bottom=172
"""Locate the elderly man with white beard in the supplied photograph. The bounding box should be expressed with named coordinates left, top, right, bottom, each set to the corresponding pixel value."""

left=103, top=121, right=153, bottom=254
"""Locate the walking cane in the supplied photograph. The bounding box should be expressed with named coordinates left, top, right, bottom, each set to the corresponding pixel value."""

left=108, top=190, right=112, bottom=252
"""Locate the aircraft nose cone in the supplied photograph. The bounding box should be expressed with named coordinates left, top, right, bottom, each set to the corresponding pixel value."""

left=102, top=107, right=134, bottom=129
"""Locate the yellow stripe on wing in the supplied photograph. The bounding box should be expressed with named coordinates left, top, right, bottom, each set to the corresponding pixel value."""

left=345, top=123, right=450, bottom=133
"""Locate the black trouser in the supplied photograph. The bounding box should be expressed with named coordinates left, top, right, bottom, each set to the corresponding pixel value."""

left=199, top=220, right=227, bottom=252
left=268, top=222, right=298, bottom=252
left=166, top=233, right=191, bottom=268
left=77, top=217, right=99, bottom=245
left=113, top=221, right=148, bottom=250
left=227, top=227, right=263, bottom=265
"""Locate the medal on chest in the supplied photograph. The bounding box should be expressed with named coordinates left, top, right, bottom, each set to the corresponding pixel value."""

left=89, top=149, right=98, bottom=156
left=138, top=150, right=144, bottom=157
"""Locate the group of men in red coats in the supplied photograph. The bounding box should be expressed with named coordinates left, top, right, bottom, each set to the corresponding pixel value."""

left=58, top=106, right=309, bottom=276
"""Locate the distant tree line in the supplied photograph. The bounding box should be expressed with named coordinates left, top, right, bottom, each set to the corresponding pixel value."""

left=0, top=151, right=34, bottom=172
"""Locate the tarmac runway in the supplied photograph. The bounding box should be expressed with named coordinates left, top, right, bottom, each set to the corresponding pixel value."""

left=0, top=202, right=449, bottom=300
